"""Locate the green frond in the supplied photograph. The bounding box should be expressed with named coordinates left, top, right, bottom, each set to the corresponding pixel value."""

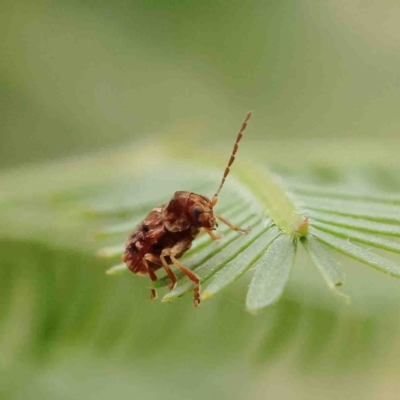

left=86, top=151, right=400, bottom=312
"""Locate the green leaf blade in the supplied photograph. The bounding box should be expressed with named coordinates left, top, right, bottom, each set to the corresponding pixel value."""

left=301, top=236, right=349, bottom=302
left=106, top=263, right=128, bottom=275
left=246, top=234, right=296, bottom=313
left=97, top=243, right=125, bottom=259
left=310, top=227, right=400, bottom=278
left=202, top=224, right=280, bottom=301
left=311, top=221, right=400, bottom=254
left=300, top=197, right=400, bottom=224
left=289, top=183, right=400, bottom=205
left=309, top=211, right=400, bottom=237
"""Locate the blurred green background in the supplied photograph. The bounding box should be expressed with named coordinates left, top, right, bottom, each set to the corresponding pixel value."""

left=1, top=1, right=400, bottom=399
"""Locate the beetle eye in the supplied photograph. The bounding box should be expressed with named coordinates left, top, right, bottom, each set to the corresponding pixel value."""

left=192, top=206, right=203, bottom=221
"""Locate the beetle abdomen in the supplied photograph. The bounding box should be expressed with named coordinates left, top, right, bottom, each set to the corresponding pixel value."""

left=123, top=206, right=165, bottom=274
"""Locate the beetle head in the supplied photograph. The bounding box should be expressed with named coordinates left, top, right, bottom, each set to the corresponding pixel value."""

left=189, top=194, right=216, bottom=230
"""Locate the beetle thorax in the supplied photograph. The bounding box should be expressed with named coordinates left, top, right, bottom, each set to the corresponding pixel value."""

left=161, top=191, right=216, bottom=233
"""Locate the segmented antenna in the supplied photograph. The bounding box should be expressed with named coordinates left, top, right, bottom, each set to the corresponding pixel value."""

left=212, top=111, right=252, bottom=206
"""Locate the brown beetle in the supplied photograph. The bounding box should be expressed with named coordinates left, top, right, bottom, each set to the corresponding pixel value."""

left=122, top=112, right=252, bottom=307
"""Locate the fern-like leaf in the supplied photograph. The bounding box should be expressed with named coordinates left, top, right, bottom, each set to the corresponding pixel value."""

left=93, top=151, right=400, bottom=312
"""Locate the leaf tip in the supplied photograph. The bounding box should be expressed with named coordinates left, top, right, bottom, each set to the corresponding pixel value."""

left=105, top=263, right=128, bottom=276
left=161, top=295, right=173, bottom=303
left=201, top=292, right=212, bottom=301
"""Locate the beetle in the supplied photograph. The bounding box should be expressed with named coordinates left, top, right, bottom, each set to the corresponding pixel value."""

left=122, top=112, right=252, bottom=307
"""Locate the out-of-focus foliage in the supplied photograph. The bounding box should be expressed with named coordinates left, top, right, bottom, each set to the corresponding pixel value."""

left=2, top=1, right=400, bottom=399
left=1, top=0, right=400, bottom=168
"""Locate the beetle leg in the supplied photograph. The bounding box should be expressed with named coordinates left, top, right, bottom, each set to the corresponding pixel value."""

left=170, top=254, right=201, bottom=308
left=162, top=241, right=201, bottom=307
left=215, top=214, right=251, bottom=234
left=205, top=229, right=221, bottom=241
left=143, top=254, right=159, bottom=299
left=159, top=253, right=178, bottom=291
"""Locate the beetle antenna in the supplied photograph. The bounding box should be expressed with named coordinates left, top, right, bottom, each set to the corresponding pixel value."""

left=212, top=111, right=252, bottom=206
